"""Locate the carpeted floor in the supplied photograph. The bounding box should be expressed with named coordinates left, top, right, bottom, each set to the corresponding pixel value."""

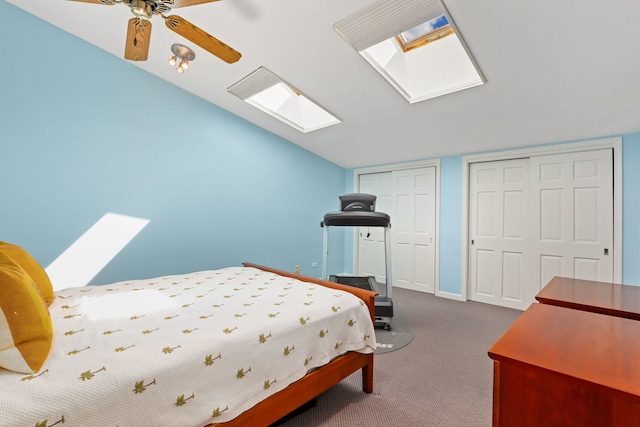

left=277, top=287, right=523, bottom=427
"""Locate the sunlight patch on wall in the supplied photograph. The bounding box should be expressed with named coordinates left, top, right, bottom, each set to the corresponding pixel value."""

left=45, top=213, right=150, bottom=290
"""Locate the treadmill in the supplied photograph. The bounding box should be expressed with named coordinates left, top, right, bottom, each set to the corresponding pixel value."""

left=321, top=193, right=393, bottom=329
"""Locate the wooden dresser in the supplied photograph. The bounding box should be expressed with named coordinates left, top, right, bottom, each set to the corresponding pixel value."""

left=488, top=302, right=640, bottom=426
left=535, top=276, right=640, bottom=320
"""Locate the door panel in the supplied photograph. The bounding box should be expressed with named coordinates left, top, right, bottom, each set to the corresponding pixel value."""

left=574, top=257, right=599, bottom=280
left=392, top=168, right=436, bottom=293
left=469, top=159, right=530, bottom=310
left=574, top=187, right=598, bottom=242
left=396, top=243, right=410, bottom=285
left=476, top=249, right=495, bottom=296
left=358, top=167, right=437, bottom=293
left=504, top=190, right=525, bottom=238
left=540, top=255, right=562, bottom=284
left=358, top=172, right=392, bottom=283
left=476, top=192, right=495, bottom=237
left=539, top=188, right=562, bottom=240
left=414, top=244, right=431, bottom=289
left=502, top=251, right=524, bottom=301
left=531, top=149, right=614, bottom=289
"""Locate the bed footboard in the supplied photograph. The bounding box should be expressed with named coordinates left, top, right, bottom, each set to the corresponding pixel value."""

left=207, top=351, right=373, bottom=427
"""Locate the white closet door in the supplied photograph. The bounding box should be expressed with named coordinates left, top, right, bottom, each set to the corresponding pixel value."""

left=358, top=172, right=393, bottom=284
left=468, top=148, right=614, bottom=310
left=469, top=159, right=530, bottom=310
left=392, top=167, right=436, bottom=293
left=530, top=149, right=614, bottom=288
left=358, top=167, right=437, bottom=293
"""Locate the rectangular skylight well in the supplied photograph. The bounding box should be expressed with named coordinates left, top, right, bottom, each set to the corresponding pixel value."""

left=228, top=67, right=341, bottom=133
left=334, top=0, right=485, bottom=104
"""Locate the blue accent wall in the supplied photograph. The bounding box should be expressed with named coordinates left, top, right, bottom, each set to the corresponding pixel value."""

left=0, top=2, right=345, bottom=284
left=438, top=156, right=464, bottom=294
left=622, top=134, right=640, bottom=283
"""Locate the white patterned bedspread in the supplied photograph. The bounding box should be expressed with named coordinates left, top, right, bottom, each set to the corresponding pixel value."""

left=0, top=266, right=376, bottom=426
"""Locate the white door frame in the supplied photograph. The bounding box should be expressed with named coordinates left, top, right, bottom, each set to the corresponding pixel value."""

left=461, top=137, right=623, bottom=302
left=353, top=159, right=441, bottom=295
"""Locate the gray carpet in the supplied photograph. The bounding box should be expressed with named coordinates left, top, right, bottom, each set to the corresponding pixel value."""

left=278, top=287, right=523, bottom=427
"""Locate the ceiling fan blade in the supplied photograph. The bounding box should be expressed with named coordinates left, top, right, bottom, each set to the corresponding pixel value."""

left=68, top=0, right=116, bottom=4
left=172, top=0, right=220, bottom=8
left=124, top=18, right=152, bottom=61
left=164, top=15, right=241, bottom=64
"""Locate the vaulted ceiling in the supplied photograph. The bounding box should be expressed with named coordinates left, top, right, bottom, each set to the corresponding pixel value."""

left=8, top=0, right=640, bottom=168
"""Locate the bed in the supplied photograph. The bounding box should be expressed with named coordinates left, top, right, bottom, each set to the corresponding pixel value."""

left=0, top=257, right=377, bottom=427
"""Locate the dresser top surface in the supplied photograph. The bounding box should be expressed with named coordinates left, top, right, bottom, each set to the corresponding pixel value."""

left=488, top=303, right=640, bottom=398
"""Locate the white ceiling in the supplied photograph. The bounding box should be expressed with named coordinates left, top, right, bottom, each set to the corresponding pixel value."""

left=8, top=0, right=640, bottom=168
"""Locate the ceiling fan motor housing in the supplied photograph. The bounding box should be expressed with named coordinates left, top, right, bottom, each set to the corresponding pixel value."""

left=128, top=0, right=173, bottom=19
left=128, top=0, right=153, bottom=19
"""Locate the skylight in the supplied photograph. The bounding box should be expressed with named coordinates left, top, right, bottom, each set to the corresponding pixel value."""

left=334, top=0, right=485, bottom=104
left=396, top=15, right=453, bottom=51
left=228, top=67, right=341, bottom=133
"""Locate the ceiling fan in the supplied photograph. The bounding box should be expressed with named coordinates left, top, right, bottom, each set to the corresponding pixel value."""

left=70, top=0, right=241, bottom=63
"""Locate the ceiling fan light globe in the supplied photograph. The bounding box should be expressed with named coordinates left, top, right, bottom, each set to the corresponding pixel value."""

left=179, top=59, right=189, bottom=70
left=177, top=66, right=184, bottom=73
left=168, top=55, right=177, bottom=66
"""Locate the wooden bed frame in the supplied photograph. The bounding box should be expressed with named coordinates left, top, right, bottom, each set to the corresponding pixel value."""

left=206, top=262, right=378, bottom=427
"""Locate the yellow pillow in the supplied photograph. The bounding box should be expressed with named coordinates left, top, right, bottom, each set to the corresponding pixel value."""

left=0, top=252, right=53, bottom=374
left=0, top=241, right=54, bottom=306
